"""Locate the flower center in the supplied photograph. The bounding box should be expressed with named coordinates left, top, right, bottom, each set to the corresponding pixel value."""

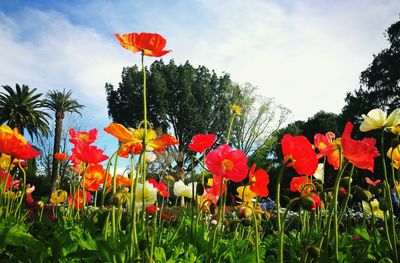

left=221, top=159, right=234, bottom=171
left=79, top=134, right=90, bottom=141
left=284, top=155, right=296, bottom=167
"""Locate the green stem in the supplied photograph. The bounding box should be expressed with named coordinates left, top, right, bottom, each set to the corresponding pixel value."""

left=250, top=209, right=260, bottom=263
left=380, top=130, right=398, bottom=262
left=276, top=166, right=284, bottom=263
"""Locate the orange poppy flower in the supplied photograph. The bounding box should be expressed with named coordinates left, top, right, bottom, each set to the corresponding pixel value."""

left=0, top=125, right=40, bottom=160
left=282, top=134, right=318, bottom=176
left=104, top=122, right=178, bottom=157
left=205, top=144, right=248, bottom=182
left=83, top=164, right=106, bottom=191
left=314, top=132, right=341, bottom=170
left=341, top=122, right=380, bottom=172
left=188, top=134, right=216, bottom=153
left=54, top=152, right=68, bottom=161
left=105, top=174, right=133, bottom=188
left=249, top=164, right=270, bottom=197
left=115, top=32, right=171, bottom=57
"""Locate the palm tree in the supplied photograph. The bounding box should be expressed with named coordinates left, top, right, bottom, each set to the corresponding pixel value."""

left=0, top=84, right=50, bottom=139
left=44, top=89, right=84, bottom=193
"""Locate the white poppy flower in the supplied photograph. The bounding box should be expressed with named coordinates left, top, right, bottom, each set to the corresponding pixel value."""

left=173, top=180, right=197, bottom=198
left=360, top=108, right=400, bottom=132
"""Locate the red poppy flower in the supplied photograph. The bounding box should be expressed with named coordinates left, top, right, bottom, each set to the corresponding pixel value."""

left=25, top=184, right=35, bottom=205
left=115, top=32, right=171, bottom=57
left=365, top=177, right=381, bottom=187
left=70, top=142, right=108, bottom=164
left=290, top=176, right=310, bottom=193
left=146, top=205, right=157, bottom=214
left=339, top=186, right=347, bottom=197
left=83, top=164, right=106, bottom=191
left=69, top=128, right=98, bottom=145
left=341, top=122, right=380, bottom=172
left=205, top=144, right=248, bottom=182
left=214, top=174, right=226, bottom=195
left=54, top=152, right=68, bottom=161
left=188, top=134, right=216, bottom=153
left=249, top=164, right=270, bottom=197
left=310, top=193, right=322, bottom=210
left=1, top=169, right=12, bottom=190
left=68, top=189, right=91, bottom=209
left=147, top=178, right=170, bottom=197
left=314, top=132, right=341, bottom=170
left=282, top=134, right=318, bottom=176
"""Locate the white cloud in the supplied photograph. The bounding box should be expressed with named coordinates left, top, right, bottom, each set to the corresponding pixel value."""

left=0, top=8, right=134, bottom=126
left=0, top=0, right=399, bottom=128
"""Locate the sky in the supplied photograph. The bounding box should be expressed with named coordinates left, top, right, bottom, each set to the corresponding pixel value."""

left=0, top=0, right=399, bottom=163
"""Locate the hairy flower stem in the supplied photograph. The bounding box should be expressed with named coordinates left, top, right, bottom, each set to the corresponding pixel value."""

left=129, top=155, right=140, bottom=259
left=318, top=162, right=348, bottom=254
left=276, top=166, right=284, bottom=263
left=100, top=151, right=117, bottom=206
left=380, top=131, right=398, bottom=262
left=251, top=207, right=261, bottom=263
left=140, top=52, right=148, bottom=234
left=14, top=162, right=26, bottom=219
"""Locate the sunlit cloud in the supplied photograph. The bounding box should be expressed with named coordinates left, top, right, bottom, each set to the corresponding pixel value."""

left=0, top=0, right=399, bottom=127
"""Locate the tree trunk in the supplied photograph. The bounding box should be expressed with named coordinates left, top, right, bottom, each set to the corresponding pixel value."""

left=50, top=111, right=64, bottom=194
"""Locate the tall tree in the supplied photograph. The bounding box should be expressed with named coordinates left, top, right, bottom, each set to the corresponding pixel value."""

left=44, top=89, right=84, bottom=193
left=105, top=60, right=241, bottom=167
left=231, top=83, right=291, bottom=156
left=341, top=19, right=400, bottom=125
left=0, top=84, right=50, bottom=140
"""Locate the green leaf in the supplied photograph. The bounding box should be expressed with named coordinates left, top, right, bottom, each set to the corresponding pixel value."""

left=154, top=247, right=167, bottom=263
left=353, top=228, right=371, bottom=241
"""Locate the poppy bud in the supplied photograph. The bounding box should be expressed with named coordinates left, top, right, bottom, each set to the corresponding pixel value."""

left=37, top=201, right=44, bottom=208
left=113, top=192, right=127, bottom=206
left=379, top=199, right=390, bottom=211
left=300, top=195, right=315, bottom=211
left=307, top=246, right=320, bottom=258
left=357, top=190, right=372, bottom=202
left=196, top=183, right=204, bottom=196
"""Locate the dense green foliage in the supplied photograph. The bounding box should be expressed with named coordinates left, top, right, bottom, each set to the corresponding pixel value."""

left=105, top=60, right=241, bottom=159
left=0, top=84, right=50, bottom=140
left=341, top=19, right=400, bottom=125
